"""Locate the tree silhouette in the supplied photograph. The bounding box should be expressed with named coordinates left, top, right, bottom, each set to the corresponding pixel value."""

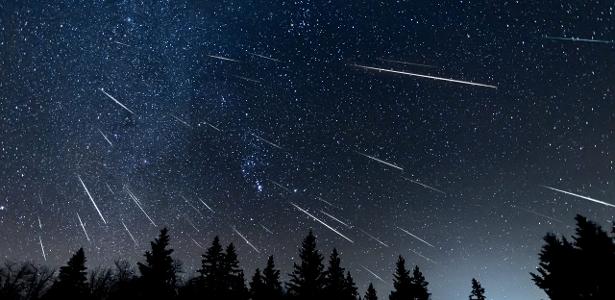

left=44, top=248, right=89, bottom=300
left=324, top=248, right=346, bottom=299
left=409, top=266, right=430, bottom=300
left=249, top=268, right=266, bottom=300
left=223, top=243, right=249, bottom=299
left=531, top=214, right=615, bottom=299
left=364, top=283, right=378, bottom=300
left=344, top=271, right=359, bottom=300
left=469, top=278, right=486, bottom=300
left=389, top=256, right=411, bottom=300
left=199, top=236, right=226, bottom=297
left=137, top=227, right=178, bottom=299
left=287, top=230, right=325, bottom=299
left=261, top=256, right=283, bottom=300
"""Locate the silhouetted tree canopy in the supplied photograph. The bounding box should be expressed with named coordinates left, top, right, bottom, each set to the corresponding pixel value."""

left=137, top=227, right=178, bottom=299
left=364, top=283, right=378, bottom=300
left=44, top=248, right=89, bottom=300
left=287, top=230, right=325, bottom=299
left=469, top=278, right=486, bottom=300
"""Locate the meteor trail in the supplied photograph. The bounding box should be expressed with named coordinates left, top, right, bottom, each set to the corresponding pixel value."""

left=358, top=228, right=389, bottom=247
left=377, top=58, right=436, bottom=68
left=543, top=35, right=614, bottom=44
left=105, top=183, right=114, bottom=195
left=76, top=213, right=91, bottom=243
left=290, top=202, right=354, bottom=243
left=125, top=186, right=157, bottom=226
left=191, top=238, right=204, bottom=249
left=361, top=265, right=389, bottom=286
left=260, top=223, right=274, bottom=234
left=113, top=40, right=132, bottom=47
left=397, top=226, right=435, bottom=248
left=98, top=129, right=113, bottom=146
left=320, top=210, right=352, bottom=228
left=99, top=88, right=135, bottom=114
left=232, top=226, right=260, bottom=253
left=198, top=198, right=215, bottom=213
left=170, top=114, right=192, bottom=128
left=77, top=175, right=107, bottom=224
left=233, top=75, right=261, bottom=83
left=355, top=151, right=404, bottom=171
left=184, top=215, right=199, bottom=232
left=199, top=120, right=222, bottom=132
left=182, top=195, right=204, bottom=217
left=251, top=133, right=283, bottom=149
left=401, top=176, right=446, bottom=195
left=269, top=180, right=291, bottom=193
left=37, top=217, right=42, bottom=230
left=350, top=64, right=497, bottom=89
left=249, top=52, right=283, bottom=63
left=208, top=54, right=240, bottom=63
left=541, top=185, right=615, bottom=208
left=315, top=196, right=343, bottom=210
left=38, top=236, right=46, bottom=261
left=409, top=248, right=437, bottom=264
left=511, top=204, right=564, bottom=224
left=121, top=221, right=138, bottom=247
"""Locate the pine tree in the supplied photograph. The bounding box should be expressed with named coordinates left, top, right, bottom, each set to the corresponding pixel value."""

left=389, top=256, right=411, bottom=300
left=250, top=268, right=266, bottom=300
left=44, top=248, right=89, bottom=300
left=344, top=271, right=359, bottom=300
left=469, top=278, right=486, bottom=300
left=137, top=227, right=177, bottom=299
left=324, top=248, right=346, bottom=299
left=223, top=243, right=248, bottom=300
left=364, top=283, right=378, bottom=300
left=409, top=265, right=430, bottom=300
left=287, top=230, right=325, bottom=299
left=262, top=256, right=284, bottom=299
left=199, top=236, right=226, bottom=297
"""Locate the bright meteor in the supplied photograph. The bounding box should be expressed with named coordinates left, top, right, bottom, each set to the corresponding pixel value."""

left=541, top=185, right=615, bottom=208
left=290, top=202, right=354, bottom=243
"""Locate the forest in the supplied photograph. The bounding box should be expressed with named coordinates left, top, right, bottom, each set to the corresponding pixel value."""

left=1, top=214, right=614, bottom=300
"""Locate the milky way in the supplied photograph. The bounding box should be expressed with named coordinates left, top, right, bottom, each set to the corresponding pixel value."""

left=1, top=1, right=615, bottom=299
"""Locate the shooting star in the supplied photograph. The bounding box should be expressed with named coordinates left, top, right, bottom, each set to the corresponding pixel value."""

left=76, top=212, right=91, bottom=243
left=260, top=223, right=274, bottom=234
left=541, top=185, right=615, bottom=208
left=232, top=226, right=260, bottom=253
left=290, top=202, right=354, bottom=243
left=251, top=133, right=283, bottom=149
left=191, top=238, right=204, bottom=249
left=358, top=228, right=389, bottom=247
left=361, top=265, right=389, bottom=286
left=401, top=176, right=446, bottom=195
left=39, top=236, right=46, bottom=261
left=409, top=248, right=437, bottom=264
left=39, top=194, right=43, bottom=205
left=233, top=75, right=261, bottom=83
left=184, top=215, right=200, bottom=232
left=511, top=204, right=564, bottom=224
left=170, top=114, right=192, bottom=128
left=37, top=217, right=42, bottom=230
left=125, top=186, right=157, bottom=226
left=208, top=54, right=240, bottom=63
left=199, top=120, right=222, bottom=132
left=397, top=226, right=435, bottom=248
left=249, top=52, right=283, bottom=63
left=181, top=195, right=204, bottom=217
left=355, top=151, right=404, bottom=171
left=99, top=88, right=135, bottom=115
left=377, top=58, right=436, bottom=68
left=77, top=175, right=107, bottom=224
left=105, top=183, right=114, bottom=195
left=543, top=35, right=614, bottom=44
left=121, top=221, right=138, bottom=247
left=268, top=180, right=291, bottom=193
left=198, top=198, right=215, bottom=213
left=320, top=210, right=352, bottom=228
left=315, top=196, right=343, bottom=210
left=350, top=64, right=497, bottom=89
left=98, top=129, right=113, bottom=147
left=113, top=40, right=132, bottom=47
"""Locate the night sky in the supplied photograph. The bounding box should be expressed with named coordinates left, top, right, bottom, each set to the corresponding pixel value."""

left=1, top=1, right=615, bottom=299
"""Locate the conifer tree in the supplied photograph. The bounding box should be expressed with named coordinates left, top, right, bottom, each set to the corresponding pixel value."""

left=287, top=230, right=325, bottom=299
left=223, top=243, right=248, bottom=299
left=199, top=236, right=226, bottom=297
left=389, top=256, right=411, bottom=300
left=262, top=256, right=284, bottom=299
left=364, top=283, right=378, bottom=300
left=137, top=228, right=177, bottom=299
left=409, top=265, right=430, bottom=300
left=44, top=248, right=89, bottom=300
left=469, top=278, right=486, bottom=300
left=344, top=271, right=359, bottom=300
left=250, top=268, right=266, bottom=300
left=324, top=248, right=346, bottom=298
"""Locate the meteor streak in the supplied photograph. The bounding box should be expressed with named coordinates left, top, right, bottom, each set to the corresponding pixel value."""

left=98, top=129, right=113, bottom=146
left=358, top=228, right=389, bottom=247
left=37, top=217, right=42, bottom=230
left=105, top=183, right=114, bottom=195
left=269, top=180, right=291, bottom=193
left=377, top=58, right=436, bottom=68
left=320, top=210, right=351, bottom=228
left=355, top=151, right=404, bottom=171
left=232, top=226, right=260, bottom=253
left=233, top=75, right=260, bottom=83
left=184, top=215, right=200, bottom=232
left=511, top=204, right=564, bottom=224
left=39, top=236, right=47, bottom=261
left=99, top=88, right=136, bottom=114
left=251, top=133, right=283, bottom=149
left=121, top=221, right=138, bottom=247
left=397, top=226, right=435, bottom=248
left=198, top=198, right=215, bottom=213
left=207, top=54, right=240, bottom=63
left=541, top=185, right=615, bottom=208
left=260, top=223, right=274, bottom=234
left=192, top=238, right=204, bottom=249
left=113, top=40, right=132, bottom=47
left=170, top=114, right=192, bottom=128
left=249, top=52, right=282, bottom=63
left=182, top=195, right=204, bottom=217
left=315, top=196, right=343, bottom=210
left=76, top=213, right=91, bottom=242
left=290, top=202, right=354, bottom=243
left=125, top=186, right=157, bottom=226
left=199, top=120, right=222, bottom=132
left=361, top=265, right=389, bottom=286
left=77, top=175, right=107, bottom=224
left=350, top=64, right=497, bottom=89
left=409, top=248, right=437, bottom=264
left=401, top=176, right=446, bottom=195
left=544, top=35, right=614, bottom=44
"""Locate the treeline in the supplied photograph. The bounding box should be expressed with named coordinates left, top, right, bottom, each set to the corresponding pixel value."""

left=3, top=214, right=615, bottom=299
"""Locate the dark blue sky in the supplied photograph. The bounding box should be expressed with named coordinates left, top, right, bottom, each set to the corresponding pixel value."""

left=1, top=1, right=614, bottom=299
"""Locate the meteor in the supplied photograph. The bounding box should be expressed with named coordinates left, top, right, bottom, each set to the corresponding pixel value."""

left=251, top=133, right=283, bottom=149
left=320, top=210, right=352, bottom=228
left=37, top=217, right=42, bottom=230
left=361, top=265, right=389, bottom=286
left=511, top=204, right=564, bottom=224
left=249, top=52, right=282, bottom=63
left=184, top=215, right=200, bottom=232
left=170, top=114, right=192, bottom=128
left=397, top=226, right=435, bottom=248
left=199, top=120, right=222, bottom=132
left=198, top=198, right=215, bottom=213
left=113, top=40, right=132, bottom=47
left=260, top=223, right=274, bottom=234
left=232, top=226, right=260, bottom=253
left=377, top=58, right=436, bottom=68
left=125, top=186, right=157, bottom=226
left=269, top=180, right=291, bottom=193
left=233, top=75, right=261, bottom=83
left=98, top=129, right=113, bottom=146
left=208, top=54, right=240, bottom=63
left=105, top=183, right=114, bottom=195
left=121, top=221, right=138, bottom=247
left=350, top=64, right=497, bottom=89
left=543, top=35, right=614, bottom=44
left=401, top=176, right=446, bottom=195
left=409, top=248, right=437, bottom=264
left=192, top=238, right=204, bottom=249
left=39, top=236, right=47, bottom=261
left=541, top=185, right=615, bottom=208
left=355, top=151, right=404, bottom=171
left=77, top=175, right=107, bottom=224
left=99, top=88, right=136, bottom=114
left=182, top=195, right=204, bottom=217
left=358, top=228, right=389, bottom=247
left=76, top=213, right=91, bottom=243
left=290, top=202, right=354, bottom=243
